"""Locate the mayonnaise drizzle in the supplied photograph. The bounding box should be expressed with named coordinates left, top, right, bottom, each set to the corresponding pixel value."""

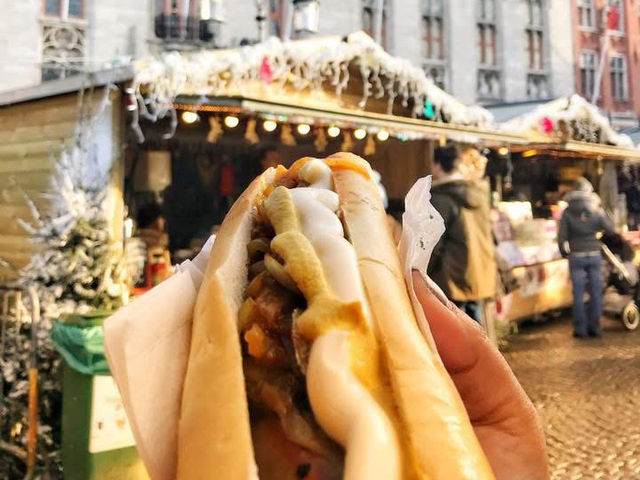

left=286, top=159, right=400, bottom=480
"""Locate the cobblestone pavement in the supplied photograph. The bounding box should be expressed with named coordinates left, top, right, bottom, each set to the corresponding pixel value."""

left=502, top=316, right=640, bottom=480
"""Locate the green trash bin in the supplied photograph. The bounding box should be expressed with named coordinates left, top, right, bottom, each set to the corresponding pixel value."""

left=52, top=312, right=149, bottom=480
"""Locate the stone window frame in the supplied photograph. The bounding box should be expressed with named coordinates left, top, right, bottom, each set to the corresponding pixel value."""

left=43, top=0, right=86, bottom=20
left=362, top=0, right=390, bottom=49
left=609, top=54, right=628, bottom=101
left=579, top=50, right=597, bottom=99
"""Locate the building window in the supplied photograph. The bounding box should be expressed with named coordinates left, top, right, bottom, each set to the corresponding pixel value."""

left=475, top=0, right=500, bottom=101
left=154, top=0, right=205, bottom=41
left=526, top=0, right=543, bottom=26
left=269, top=0, right=285, bottom=38
left=610, top=55, right=628, bottom=100
left=525, top=0, right=544, bottom=71
left=44, top=0, right=85, bottom=19
left=421, top=0, right=444, bottom=60
left=577, top=0, right=594, bottom=27
left=605, top=0, right=625, bottom=32
left=579, top=51, right=596, bottom=98
left=476, top=0, right=497, bottom=66
left=425, top=65, right=447, bottom=90
left=363, top=0, right=388, bottom=49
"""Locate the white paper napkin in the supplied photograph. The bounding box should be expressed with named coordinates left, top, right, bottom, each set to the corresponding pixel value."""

left=103, top=236, right=214, bottom=480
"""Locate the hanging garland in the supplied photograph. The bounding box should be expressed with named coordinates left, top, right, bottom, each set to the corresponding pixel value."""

left=133, top=32, right=494, bottom=140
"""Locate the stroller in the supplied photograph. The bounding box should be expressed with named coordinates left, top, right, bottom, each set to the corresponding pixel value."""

left=601, top=232, right=640, bottom=330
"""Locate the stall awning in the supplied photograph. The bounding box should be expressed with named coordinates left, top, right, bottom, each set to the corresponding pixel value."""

left=174, top=95, right=528, bottom=146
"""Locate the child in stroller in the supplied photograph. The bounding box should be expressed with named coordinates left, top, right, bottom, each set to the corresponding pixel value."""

left=600, top=232, right=640, bottom=330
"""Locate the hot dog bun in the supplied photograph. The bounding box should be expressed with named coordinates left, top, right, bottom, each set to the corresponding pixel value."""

left=177, top=156, right=494, bottom=479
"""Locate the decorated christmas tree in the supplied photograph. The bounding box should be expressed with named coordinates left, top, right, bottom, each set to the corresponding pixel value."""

left=0, top=92, right=126, bottom=478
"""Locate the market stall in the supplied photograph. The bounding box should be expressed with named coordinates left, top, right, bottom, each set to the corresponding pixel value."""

left=125, top=31, right=527, bottom=286
left=489, top=94, right=640, bottom=325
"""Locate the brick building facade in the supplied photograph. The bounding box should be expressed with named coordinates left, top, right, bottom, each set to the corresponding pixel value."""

left=572, top=0, right=640, bottom=128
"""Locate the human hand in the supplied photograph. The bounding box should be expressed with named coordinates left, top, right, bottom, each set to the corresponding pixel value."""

left=412, top=272, right=549, bottom=480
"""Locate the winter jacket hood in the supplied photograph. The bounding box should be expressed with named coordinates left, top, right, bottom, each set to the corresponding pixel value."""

left=558, top=191, right=613, bottom=255
left=429, top=178, right=497, bottom=301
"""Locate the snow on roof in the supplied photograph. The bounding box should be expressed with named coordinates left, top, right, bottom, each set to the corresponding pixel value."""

left=501, top=94, right=635, bottom=148
left=134, top=31, right=493, bottom=128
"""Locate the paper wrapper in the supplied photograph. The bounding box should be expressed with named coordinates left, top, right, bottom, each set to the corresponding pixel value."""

left=398, top=175, right=446, bottom=351
left=103, top=177, right=444, bottom=480
left=103, top=237, right=213, bottom=480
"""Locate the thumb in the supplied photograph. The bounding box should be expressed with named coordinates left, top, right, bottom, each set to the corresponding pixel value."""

left=412, top=272, right=548, bottom=477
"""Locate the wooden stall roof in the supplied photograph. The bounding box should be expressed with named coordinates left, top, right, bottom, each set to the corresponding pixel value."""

left=0, top=67, right=132, bottom=108
left=510, top=141, right=640, bottom=162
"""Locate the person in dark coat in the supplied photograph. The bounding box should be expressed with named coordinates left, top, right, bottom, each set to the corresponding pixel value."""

left=428, top=143, right=497, bottom=323
left=558, top=177, right=614, bottom=338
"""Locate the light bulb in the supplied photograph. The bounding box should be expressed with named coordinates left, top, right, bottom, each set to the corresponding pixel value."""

left=263, top=120, right=278, bottom=132
left=181, top=111, right=200, bottom=124
left=376, top=129, right=390, bottom=141
left=327, top=125, right=341, bottom=138
left=498, top=146, right=509, bottom=156
left=354, top=128, right=367, bottom=140
left=224, top=115, right=240, bottom=128
left=297, top=123, right=311, bottom=135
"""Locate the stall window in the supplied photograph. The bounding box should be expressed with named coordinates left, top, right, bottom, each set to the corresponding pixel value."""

left=579, top=51, right=597, bottom=98
left=610, top=55, right=628, bottom=100
left=44, top=0, right=85, bottom=19
left=422, top=0, right=444, bottom=60
left=577, top=0, right=595, bottom=28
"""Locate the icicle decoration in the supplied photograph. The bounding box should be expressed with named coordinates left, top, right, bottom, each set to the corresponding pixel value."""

left=501, top=94, right=634, bottom=147
left=132, top=32, right=495, bottom=137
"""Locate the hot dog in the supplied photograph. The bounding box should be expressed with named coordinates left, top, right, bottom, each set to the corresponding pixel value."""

left=177, top=153, right=494, bottom=480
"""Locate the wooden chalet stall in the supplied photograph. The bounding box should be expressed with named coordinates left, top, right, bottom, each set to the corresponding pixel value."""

left=128, top=32, right=526, bottom=262
left=0, top=71, right=130, bottom=284
left=490, top=95, right=640, bottom=327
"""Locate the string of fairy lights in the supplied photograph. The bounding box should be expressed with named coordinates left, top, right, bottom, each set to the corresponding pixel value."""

left=175, top=107, right=467, bottom=153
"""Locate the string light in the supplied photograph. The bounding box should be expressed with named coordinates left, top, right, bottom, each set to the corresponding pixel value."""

left=297, top=123, right=311, bottom=135
left=263, top=120, right=278, bottom=132
left=376, top=129, right=390, bottom=141
left=327, top=125, right=341, bottom=138
left=224, top=115, right=240, bottom=128
left=354, top=128, right=367, bottom=140
left=181, top=111, right=200, bottom=124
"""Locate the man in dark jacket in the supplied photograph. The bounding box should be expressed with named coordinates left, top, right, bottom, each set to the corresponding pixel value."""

left=428, top=143, right=497, bottom=322
left=558, top=177, right=614, bottom=338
